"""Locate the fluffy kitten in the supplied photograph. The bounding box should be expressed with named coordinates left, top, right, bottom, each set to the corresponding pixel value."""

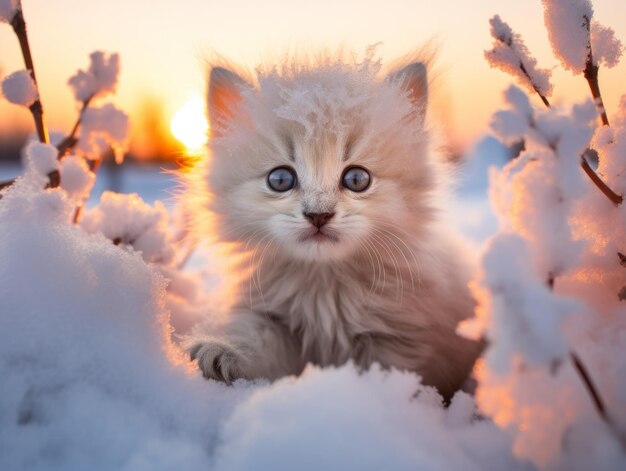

left=187, top=53, right=480, bottom=400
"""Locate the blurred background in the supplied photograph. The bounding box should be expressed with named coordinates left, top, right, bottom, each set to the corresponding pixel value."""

left=1, top=0, right=625, bottom=192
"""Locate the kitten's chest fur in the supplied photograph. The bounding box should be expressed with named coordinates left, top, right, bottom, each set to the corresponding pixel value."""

left=242, top=256, right=428, bottom=366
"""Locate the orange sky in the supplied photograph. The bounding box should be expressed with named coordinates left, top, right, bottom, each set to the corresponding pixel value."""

left=1, top=0, right=625, bottom=155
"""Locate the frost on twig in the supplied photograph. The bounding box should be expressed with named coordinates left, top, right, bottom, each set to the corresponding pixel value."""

left=485, top=15, right=553, bottom=107
left=542, top=0, right=623, bottom=126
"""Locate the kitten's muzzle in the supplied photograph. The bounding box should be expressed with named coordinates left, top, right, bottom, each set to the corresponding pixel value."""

left=303, top=212, right=335, bottom=229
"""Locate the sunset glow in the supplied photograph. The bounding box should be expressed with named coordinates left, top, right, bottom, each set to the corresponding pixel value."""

left=169, top=95, right=208, bottom=152
left=0, top=0, right=625, bottom=155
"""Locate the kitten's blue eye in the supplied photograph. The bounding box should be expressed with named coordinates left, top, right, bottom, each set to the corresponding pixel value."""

left=342, top=166, right=371, bottom=192
left=267, top=166, right=297, bottom=192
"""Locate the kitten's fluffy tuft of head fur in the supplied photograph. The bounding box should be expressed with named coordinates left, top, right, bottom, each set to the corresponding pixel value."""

left=187, top=50, right=444, bottom=265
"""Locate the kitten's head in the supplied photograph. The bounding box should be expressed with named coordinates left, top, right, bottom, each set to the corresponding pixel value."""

left=198, top=54, right=439, bottom=264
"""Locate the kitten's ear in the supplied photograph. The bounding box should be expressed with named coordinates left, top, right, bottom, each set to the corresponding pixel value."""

left=208, top=66, right=252, bottom=137
left=387, top=62, right=428, bottom=123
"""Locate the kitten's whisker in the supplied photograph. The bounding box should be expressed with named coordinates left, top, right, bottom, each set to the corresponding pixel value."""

left=364, top=236, right=386, bottom=297
left=372, top=227, right=417, bottom=295
left=368, top=232, right=397, bottom=299
left=376, top=220, right=424, bottom=289
left=254, top=236, right=275, bottom=309
left=369, top=231, right=404, bottom=303
left=358, top=236, right=381, bottom=297
left=247, top=230, right=273, bottom=306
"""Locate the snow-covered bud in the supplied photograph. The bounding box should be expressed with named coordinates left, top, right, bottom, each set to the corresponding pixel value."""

left=24, top=141, right=58, bottom=177
left=542, top=0, right=594, bottom=74
left=59, top=155, right=95, bottom=201
left=0, top=0, right=18, bottom=23
left=77, top=103, right=130, bottom=163
left=68, top=51, right=120, bottom=102
left=490, top=85, right=533, bottom=146
left=1, top=70, right=38, bottom=107
left=590, top=22, right=623, bottom=68
left=80, top=192, right=176, bottom=265
left=485, top=15, right=553, bottom=98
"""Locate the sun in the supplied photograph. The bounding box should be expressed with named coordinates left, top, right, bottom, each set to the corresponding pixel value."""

left=170, top=95, right=208, bottom=152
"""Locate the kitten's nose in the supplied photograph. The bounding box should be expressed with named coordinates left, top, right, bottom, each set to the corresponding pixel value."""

left=303, top=212, right=335, bottom=229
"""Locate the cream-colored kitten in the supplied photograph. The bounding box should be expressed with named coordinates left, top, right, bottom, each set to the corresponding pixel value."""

left=187, top=54, right=480, bottom=400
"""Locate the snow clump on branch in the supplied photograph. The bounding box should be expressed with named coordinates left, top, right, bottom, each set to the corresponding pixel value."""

left=59, top=155, right=95, bottom=201
left=23, top=141, right=58, bottom=178
left=68, top=51, right=120, bottom=102
left=590, top=22, right=624, bottom=69
left=485, top=15, right=553, bottom=98
left=80, top=191, right=176, bottom=265
left=76, top=103, right=129, bottom=163
left=542, top=0, right=593, bottom=73
left=1, top=70, right=37, bottom=107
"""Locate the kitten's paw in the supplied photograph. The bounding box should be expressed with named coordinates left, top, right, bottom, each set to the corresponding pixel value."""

left=189, top=341, right=245, bottom=384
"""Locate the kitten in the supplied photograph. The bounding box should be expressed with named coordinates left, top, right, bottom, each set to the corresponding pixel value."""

left=186, top=53, right=480, bottom=400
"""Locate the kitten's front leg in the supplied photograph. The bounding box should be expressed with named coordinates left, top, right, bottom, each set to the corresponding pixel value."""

left=189, top=310, right=303, bottom=384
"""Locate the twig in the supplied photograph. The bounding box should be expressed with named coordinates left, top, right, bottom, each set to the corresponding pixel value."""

left=580, top=158, right=623, bottom=205
left=544, top=277, right=625, bottom=449
left=519, top=61, right=551, bottom=108
left=57, top=95, right=93, bottom=157
left=519, top=54, right=622, bottom=206
left=10, top=6, right=48, bottom=144
left=582, top=15, right=610, bottom=127
left=570, top=352, right=626, bottom=449
left=0, top=94, right=94, bottom=196
left=496, top=31, right=552, bottom=108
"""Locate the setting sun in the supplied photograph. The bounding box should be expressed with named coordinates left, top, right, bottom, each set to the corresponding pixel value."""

left=170, top=95, right=208, bottom=152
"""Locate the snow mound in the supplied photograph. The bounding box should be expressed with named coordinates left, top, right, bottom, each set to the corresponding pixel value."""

left=0, top=181, right=248, bottom=470
left=213, top=365, right=528, bottom=471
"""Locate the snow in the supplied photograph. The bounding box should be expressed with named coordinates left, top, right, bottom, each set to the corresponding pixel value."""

left=542, top=0, right=593, bottom=74
left=23, top=141, right=58, bottom=178
left=591, top=22, right=624, bottom=68
left=0, top=0, right=17, bottom=23
left=0, top=179, right=245, bottom=470
left=80, top=191, right=175, bottom=265
left=459, top=84, right=626, bottom=469
left=1, top=70, right=38, bottom=107
left=458, top=234, right=580, bottom=372
left=212, top=366, right=528, bottom=471
left=488, top=86, right=596, bottom=279
left=59, top=155, right=95, bottom=201
left=68, top=51, right=120, bottom=102
left=485, top=15, right=553, bottom=97
left=77, top=103, right=130, bottom=163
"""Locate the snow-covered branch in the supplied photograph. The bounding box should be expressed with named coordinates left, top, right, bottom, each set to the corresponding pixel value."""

left=485, top=15, right=553, bottom=107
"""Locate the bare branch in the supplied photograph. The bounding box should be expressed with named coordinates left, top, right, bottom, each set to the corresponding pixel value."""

left=10, top=7, right=49, bottom=144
